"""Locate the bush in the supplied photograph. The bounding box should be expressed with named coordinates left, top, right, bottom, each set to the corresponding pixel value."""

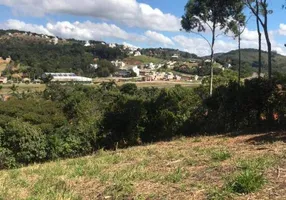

left=2, top=120, right=47, bottom=164
left=100, top=95, right=146, bottom=148
left=47, top=125, right=95, bottom=159
left=0, top=147, right=16, bottom=169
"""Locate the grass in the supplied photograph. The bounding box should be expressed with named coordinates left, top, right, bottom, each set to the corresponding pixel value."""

left=0, top=83, right=46, bottom=95
left=1, top=134, right=286, bottom=199
left=124, top=55, right=164, bottom=64
left=227, top=169, right=266, bottom=194
left=210, top=149, right=231, bottom=161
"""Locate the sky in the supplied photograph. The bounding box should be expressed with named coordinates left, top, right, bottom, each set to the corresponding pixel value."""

left=0, top=0, right=285, bottom=56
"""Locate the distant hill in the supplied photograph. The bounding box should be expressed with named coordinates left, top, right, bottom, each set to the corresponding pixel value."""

left=1, top=29, right=286, bottom=77
left=210, top=49, right=286, bottom=73
left=141, top=48, right=199, bottom=61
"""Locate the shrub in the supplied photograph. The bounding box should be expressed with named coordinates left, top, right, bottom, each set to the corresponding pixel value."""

left=227, top=170, right=266, bottom=194
left=0, top=147, right=16, bottom=169
left=47, top=125, right=95, bottom=159
left=211, top=150, right=231, bottom=161
left=2, top=120, right=47, bottom=164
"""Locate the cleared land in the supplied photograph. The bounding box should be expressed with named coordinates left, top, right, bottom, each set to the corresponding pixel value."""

left=0, top=84, right=46, bottom=95
left=124, top=55, right=164, bottom=65
left=1, top=133, right=286, bottom=200
left=0, top=81, right=200, bottom=95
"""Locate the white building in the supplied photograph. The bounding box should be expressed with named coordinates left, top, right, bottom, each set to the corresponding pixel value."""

left=84, top=41, right=91, bottom=47
left=111, top=60, right=126, bottom=68
left=134, top=51, right=141, bottom=57
left=148, top=63, right=155, bottom=70
left=171, top=54, right=179, bottom=59
left=53, top=37, right=59, bottom=45
left=164, top=72, right=174, bottom=80
left=43, top=73, right=92, bottom=83
left=109, top=43, right=116, bottom=48
left=90, top=64, right=98, bottom=69
left=132, top=66, right=140, bottom=77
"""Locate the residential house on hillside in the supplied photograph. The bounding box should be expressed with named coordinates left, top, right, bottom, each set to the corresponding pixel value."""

left=164, top=72, right=174, bottom=80
left=111, top=60, right=126, bottom=68
left=132, top=66, right=140, bottom=77
left=109, top=43, right=116, bottom=48
left=134, top=51, right=141, bottom=57
left=84, top=41, right=91, bottom=47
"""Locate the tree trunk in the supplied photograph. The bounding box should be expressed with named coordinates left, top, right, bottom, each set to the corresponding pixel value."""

left=265, top=29, right=272, bottom=79
left=210, top=24, right=216, bottom=96
left=262, top=0, right=272, bottom=79
left=256, top=0, right=262, bottom=77
left=238, top=31, right=241, bottom=83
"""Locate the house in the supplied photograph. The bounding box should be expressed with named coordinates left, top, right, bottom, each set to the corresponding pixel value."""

left=0, top=77, right=7, bottom=84
left=174, top=75, right=182, bottom=81
left=164, top=72, right=174, bottom=80
left=84, top=41, right=91, bottom=47
left=52, top=37, right=59, bottom=45
left=172, top=54, right=179, bottom=59
left=132, top=66, right=140, bottom=77
left=109, top=43, right=116, bottom=48
left=148, top=63, right=155, bottom=70
left=115, top=69, right=131, bottom=77
left=111, top=60, right=126, bottom=68
left=90, top=64, right=98, bottom=69
left=134, top=51, right=141, bottom=57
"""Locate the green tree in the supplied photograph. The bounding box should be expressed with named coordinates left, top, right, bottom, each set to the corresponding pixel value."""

left=2, top=120, right=47, bottom=164
left=181, top=0, right=245, bottom=95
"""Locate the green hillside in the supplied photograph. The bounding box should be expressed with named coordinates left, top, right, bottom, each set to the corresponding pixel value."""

left=214, top=49, right=286, bottom=74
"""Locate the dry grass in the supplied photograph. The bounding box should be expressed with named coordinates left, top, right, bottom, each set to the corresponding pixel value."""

left=0, top=84, right=46, bottom=95
left=1, top=133, right=286, bottom=200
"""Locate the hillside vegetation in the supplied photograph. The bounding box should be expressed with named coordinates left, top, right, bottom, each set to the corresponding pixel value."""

left=1, top=133, right=286, bottom=199
left=214, top=49, right=286, bottom=74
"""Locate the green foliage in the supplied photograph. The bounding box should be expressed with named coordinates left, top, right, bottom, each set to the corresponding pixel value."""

left=1, top=76, right=286, bottom=170
left=0, top=35, right=126, bottom=77
left=182, top=0, right=245, bottom=34
left=120, top=83, right=138, bottom=95
left=2, top=120, right=47, bottom=164
left=211, top=150, right=231, bottom=161
left=101, top=95, right=146, bottom=148
left=95, top=59, right=116, bottom=77
left=0, top=147, right=17, bottom=169
left=227, top=170, right=265, bottom=194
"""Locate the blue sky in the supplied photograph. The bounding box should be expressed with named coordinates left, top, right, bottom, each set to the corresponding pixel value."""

left=0, top=0, right=285, bottom=56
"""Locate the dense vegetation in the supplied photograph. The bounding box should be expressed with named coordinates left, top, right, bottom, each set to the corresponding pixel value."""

left=1, top=76, right=286, bottom=169
left=0, top=31, right=126, bottom=78
left=141, top=48, right=199, bottom=60
left=213, top=49, right=286, bottom=74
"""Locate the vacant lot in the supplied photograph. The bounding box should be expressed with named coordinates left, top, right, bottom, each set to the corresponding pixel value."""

left=1, top=132, right=286, bottom=200
left=0, top=84, right=46, bottom=95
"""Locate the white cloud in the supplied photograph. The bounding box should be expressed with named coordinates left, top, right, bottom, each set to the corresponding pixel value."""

left=278, top=24, right=286, bottom=36
left=173, top=33, right=286, bottom=57
left=0, top=19, right=53, bottom=35
left=46, top=21, right=130, bottom=41
left=122, top=42, right=140, bottom=49
left=0, top=0, right=181, bottom=32
left=0, top=19, right=132, bottom=41
left=173, top=35, right=237, bottom=56
left=144, top=30, right=174, bottom=46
